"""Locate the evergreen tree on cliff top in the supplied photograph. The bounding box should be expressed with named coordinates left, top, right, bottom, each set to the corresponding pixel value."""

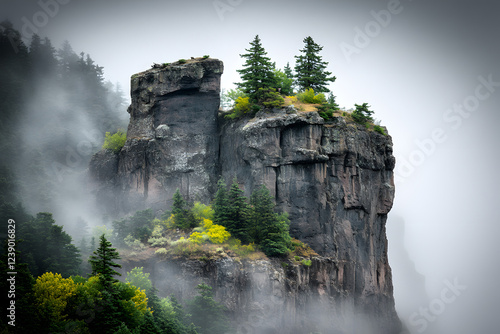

left=294, top=36, right=336, bottom=93
left=236, top=35, right=276, bottom=103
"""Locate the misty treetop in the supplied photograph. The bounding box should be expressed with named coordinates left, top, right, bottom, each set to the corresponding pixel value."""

left=0, top=23, right=128, bottom=231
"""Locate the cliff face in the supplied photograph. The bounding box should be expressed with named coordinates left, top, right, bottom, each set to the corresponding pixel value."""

left=90, top=58, right=223, bottom=214
left=89, top=59, right=401, bottom=334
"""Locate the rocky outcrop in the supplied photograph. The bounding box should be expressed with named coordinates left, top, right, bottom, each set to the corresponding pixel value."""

left=89, top=59, right=401, bottom=333
left=121, top=252, right=401, bottom=334
left=90, top=58, right=223, bottom=214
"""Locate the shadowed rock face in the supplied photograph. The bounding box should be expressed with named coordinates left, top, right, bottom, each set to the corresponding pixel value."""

left=89, top=59, right=402, bottom=334
left=90, top=58, right=223, bottom=214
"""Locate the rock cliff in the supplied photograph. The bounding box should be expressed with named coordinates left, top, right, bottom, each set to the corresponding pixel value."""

left=89, top=58, right=401, bottom=334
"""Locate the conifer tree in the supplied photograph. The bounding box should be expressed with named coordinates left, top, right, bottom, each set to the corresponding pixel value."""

left=227, top=178, right=251, bottom=244
left=212, top=178, right=230, bottom=228
left=284, top=62, right=293, bottom=79
left=249, top=185, right=291, bottom=257
left=171, top=189, right=197, bottom=229
left=294, top=36, right=336, bottom=93
left=89, top=234, right=122, bottom=286
left=236, top=35, right=276, bottom=103
left=352, top=103, right=374, bottom=124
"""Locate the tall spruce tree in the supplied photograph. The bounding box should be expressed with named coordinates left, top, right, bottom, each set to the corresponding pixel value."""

left=250, top=185, right=291, bottom=257
left=294, top=36, right=336, bottom=93
left=89, top=234, right=122, bottom=286
left=170, top=189, right=197, bottom=229
left=212, top=178, right=231, bottom=228
left=236, top=35, right=276, bottom=103
left=227, top=178, right=251, bottom=244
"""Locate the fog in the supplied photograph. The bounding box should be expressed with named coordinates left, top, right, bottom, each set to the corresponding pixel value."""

left=2, top=0, right=500, bottom=332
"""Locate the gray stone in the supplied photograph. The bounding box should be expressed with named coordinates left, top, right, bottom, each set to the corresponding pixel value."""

left=89, top=59, right=402, bottom=334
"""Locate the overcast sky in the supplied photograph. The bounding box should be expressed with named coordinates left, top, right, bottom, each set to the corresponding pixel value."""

left=2, top=1, right=500, bottom=332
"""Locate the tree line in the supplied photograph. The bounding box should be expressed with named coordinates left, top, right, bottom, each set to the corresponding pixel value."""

left=0, top=21, right=127, bottom=231
left=225, top=34, right=385, bottom=132
left=212, top=178, right=291, bottom=257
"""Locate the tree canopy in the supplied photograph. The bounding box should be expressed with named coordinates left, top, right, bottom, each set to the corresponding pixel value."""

left=236, top=35, right=277, bottom=103
left=89, top=234, right=122, bottom=286
left=294, top=36, right=336, bottom=93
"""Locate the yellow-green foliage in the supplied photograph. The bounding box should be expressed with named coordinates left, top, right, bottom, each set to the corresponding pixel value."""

left=186, top=218, right=230, bottom=245
left=155, top=247, right=168, bottom=255
left=126, top=267, right=153, bottom=292
left=286, top=96, right=298, bottom=104
left=129, top=283, right=150, bottom=314
left=102, top=130, right=126, bottom=153
left=169, top=237, right=204, bottom=258
left=296, top=88, right=326, bottom=104
left=301, top=259, right=312, bottom=266
left=206, top=224, right=230, bottom=244
left=228, top=239, right=256, bottom=257
left=33, top=272, right=78, bottom=321
left=188, top=231, right=204, bottom=244
left=235, top=96, right=250, bottom=113
left=227, top=96, right=251, bottom=119
left=290, top=238, right=318, bottom=257
left=192, top=202, right=214, bottom=221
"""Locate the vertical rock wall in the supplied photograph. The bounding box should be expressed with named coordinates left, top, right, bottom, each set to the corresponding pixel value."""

left=90, top=59, right=223, bottom=215
left=89, top=60, right=402, bottom=333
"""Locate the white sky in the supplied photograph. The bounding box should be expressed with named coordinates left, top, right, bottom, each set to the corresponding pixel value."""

left=2, top=0, right=500, bottom=332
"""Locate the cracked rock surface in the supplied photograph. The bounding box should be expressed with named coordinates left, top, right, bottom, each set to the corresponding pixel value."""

left=89, top=59, right=402, bottom=334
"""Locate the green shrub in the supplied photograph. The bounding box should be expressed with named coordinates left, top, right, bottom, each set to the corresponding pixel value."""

left=352, top=103, right=374, bottom=125
left=256, top=87, right=285, bottom=108
left=228, top=240, right=256, bottom=258
left=226, top=96, right=251, bottom=119
left=124, top=235, right=146, bottom=251
left=296, top=88, right=326, bottom=104
left=148, top=236, right=169, bottom=247
left=178, top=59, right=187, bottom=64
left=301, top=259, right=312, bottom=266
left=102, top=130, right=126, bottom=153
left=373, top=125, right=387, bottom=136
left=203, top=55, right=210, bottom=59
left=235, top=96, right=251, bottom=114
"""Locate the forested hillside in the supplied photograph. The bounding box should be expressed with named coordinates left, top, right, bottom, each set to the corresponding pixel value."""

left=0, top=21, right=127, bottom=237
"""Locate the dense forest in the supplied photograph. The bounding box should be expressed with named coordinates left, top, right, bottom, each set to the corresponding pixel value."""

left=0, top=21, right=127, bottom=237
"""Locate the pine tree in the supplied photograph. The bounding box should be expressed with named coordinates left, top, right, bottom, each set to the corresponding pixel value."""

left=236, top=35, right=277, bottom=103
left=212, top=178, right=230, bottom=228
left=17, top=212, right=81, bottom=277
left=284, top=62, right=293, bottom=79
left=171, top=189, right=197, bottom=229
left=227, top=178, right=251, bottom=244
left=352, top=103, right=374, bottom=124
left=294, top=36, right=336, bottom=93
left=250, top=185, right=291, bottom=257
left=89, top=234, right=122, bottom=286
